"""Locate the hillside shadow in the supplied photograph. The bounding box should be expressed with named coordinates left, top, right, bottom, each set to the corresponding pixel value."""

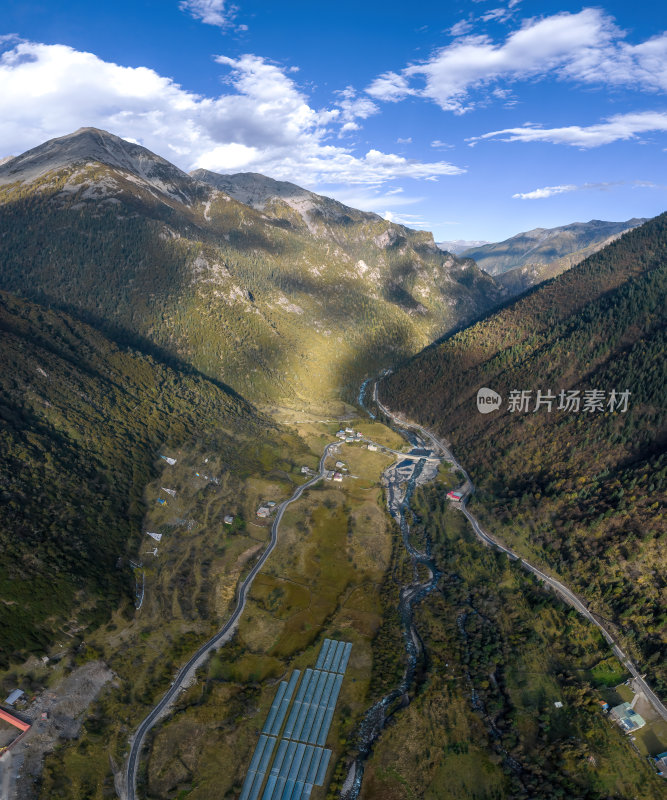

left=18, top=290, right=252, bottom=406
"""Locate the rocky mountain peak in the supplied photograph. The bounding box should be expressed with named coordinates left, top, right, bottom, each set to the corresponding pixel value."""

left=0, top=127, right=198, bottom=204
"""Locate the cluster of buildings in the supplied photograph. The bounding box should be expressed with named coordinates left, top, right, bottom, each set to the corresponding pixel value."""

left=335, top=428, right=363, bottom=443
left=409, top=448, right=433, bottom=458
left=596, top=687, right=667, bottom=779
left=149, top=460, right=179, bottom=550
left=324, top=470, right=343, bottom=482
left=257, top=501, right=277, bottom=518
left=334, top=426, right=383, bottom=453
left=323, top=459, right=347, bottom=483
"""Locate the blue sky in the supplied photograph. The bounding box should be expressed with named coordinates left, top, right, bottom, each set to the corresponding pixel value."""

left=1, top=0, right=666, bottom=240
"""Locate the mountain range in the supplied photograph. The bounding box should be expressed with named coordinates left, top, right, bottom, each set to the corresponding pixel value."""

left=460, top=218, right=646, bottom=279
left=0, top=127, right=502, bottom=406
left=0, top=125, right=507, bottom=665
left=436, top=238, right=490, bottom=254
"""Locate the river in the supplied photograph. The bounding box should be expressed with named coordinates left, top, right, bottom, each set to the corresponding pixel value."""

left=340, top=382, right=443, bottom=799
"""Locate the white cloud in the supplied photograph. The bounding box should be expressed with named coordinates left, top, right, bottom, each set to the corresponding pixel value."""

left=631, top=179, right=667, bottom=189
left=431, top=139, right=453, bottom=148
left=382, top=210, right=430, bottom=227
left=469, top=111, right=667, bottom=148
left=558, top=32, right=667, bottom=92
left=326, top=186, right=422, bottom=214
left=513, top=179, right=659, bottom=198
left=396, top=136, right=412, bottom=144
left=480, top=8, right=511, bottom=23
left=367, top=9, right=667, bottom=113
left=449, top=19, right=473, bottom=37
left=0, top=41, right=464, bottom=187
left=179, top=0, right=235, bottom=28
left=335, top=87, right=379, bottom=135
left=196, top=142, right=258, bottom=170
left=512, top=184, right=576, bottom=199
left=366, top=70, right=414, bottom=103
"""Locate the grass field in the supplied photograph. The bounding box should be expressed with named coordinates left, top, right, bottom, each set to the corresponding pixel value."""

left=34, top=429, right=307, bottom=800
left=136, top=419, right=398, bottom=799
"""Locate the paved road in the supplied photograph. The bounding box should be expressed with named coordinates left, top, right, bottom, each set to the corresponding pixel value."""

left=374, top=387, right=667, bottom=724
left=123, top=442, right=339, bottom=800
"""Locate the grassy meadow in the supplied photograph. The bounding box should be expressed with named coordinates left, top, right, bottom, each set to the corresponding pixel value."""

left=138, top=425, right=399, bottom=799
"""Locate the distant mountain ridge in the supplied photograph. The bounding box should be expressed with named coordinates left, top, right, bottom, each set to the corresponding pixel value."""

left=436, top=239, right=490, bottom=255
left=493, top=227, right=644, bottom=295
left=462, top=218, right=647, bottom=276
left=0, top=127, right=503, bottom=405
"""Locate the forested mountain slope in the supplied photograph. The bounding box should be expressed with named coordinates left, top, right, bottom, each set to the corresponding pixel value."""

left=0, top=128, right=502, bottom=406
left=461, top=217, right=646, bottom=275
left=0, top=291, right=274, bottom=665
left=381, top=213, right=667, bottom=692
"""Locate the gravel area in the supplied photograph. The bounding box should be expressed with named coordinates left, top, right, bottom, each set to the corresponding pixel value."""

left=0, top=660, right=114, bottom=800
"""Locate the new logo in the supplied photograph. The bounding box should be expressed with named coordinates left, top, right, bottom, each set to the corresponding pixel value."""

left=477, top=387, right=502, bottom=414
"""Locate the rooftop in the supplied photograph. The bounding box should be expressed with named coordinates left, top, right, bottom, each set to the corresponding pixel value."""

left=611, top=702, right=646, bottom=731
left=4, top=690, right=24, bottom=706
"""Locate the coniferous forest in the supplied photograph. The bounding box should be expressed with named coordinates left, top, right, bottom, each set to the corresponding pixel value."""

left=0, top=291, right=271, bottom=665
left=383, top=213, right=667, bottom=693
